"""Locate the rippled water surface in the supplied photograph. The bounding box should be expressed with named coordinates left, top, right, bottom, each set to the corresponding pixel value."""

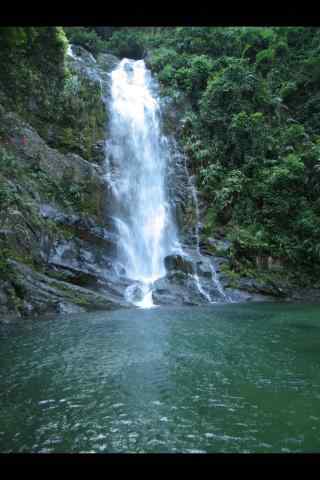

left=1, top=303, right=320, bottom=453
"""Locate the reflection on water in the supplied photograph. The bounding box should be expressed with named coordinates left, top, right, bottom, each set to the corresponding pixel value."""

left=0, top=303, right=320, bottom=453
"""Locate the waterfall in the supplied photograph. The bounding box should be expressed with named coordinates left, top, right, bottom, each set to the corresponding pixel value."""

left=106, top=59, right=179, bottom=307
left=187, top=173, right=229, bottom=303
left=105, top=58, right=228, bottom=307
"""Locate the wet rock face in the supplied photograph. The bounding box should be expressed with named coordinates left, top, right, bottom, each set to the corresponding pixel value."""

left=164, top=254, right=194, bottom=275
left=6, top=260, right=131, bottom=317
left=196, top=260, right=212, bottom=279
left=0, top=110, right=106, bottom=213
left=47, top=239, right=107, bottom=286
left=96, top=52, right=120, bottom=73
left=153, top=242, right=288, bottom=306
left=124, top=283, right=146, bottom=304
left=164, top=136, right=194, bottom=244
left=236, top=278, right=287, bottom=298
left=68, top=45, right=119, bottom=88
left=39, top=204, right=119, bottom=255
left=224, top=289, right=277, bottom=303
left=0, top=44, right=124, bottom=317
left=92, top=140, right=106, bottom=165
left=0, top=287, right=11, bottom=316
left=37, top=202, right=125, bottom=295
left=152, top=248, right=221, bottom=306
left=152, top=274, right=205, bottom=306
left=70, top=45, right=98, bottom=65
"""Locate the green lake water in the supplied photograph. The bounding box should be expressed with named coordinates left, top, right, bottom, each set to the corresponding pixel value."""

left=1, top=302, right=320, bottom=453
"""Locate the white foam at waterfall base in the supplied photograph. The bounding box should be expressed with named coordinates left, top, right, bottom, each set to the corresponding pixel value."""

left=106, top=59, right=179, bottom=307
left=134, top=287, right=155, bottom=309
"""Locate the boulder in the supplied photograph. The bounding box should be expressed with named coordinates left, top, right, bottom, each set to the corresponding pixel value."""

left=152, top=272, right=211, bottom=307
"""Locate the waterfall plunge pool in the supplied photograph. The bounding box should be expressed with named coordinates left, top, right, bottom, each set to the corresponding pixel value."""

left=1, top=302, right=320, bottom=453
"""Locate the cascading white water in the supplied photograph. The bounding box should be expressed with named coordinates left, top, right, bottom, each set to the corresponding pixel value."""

left=106, top=59, right=179, bottom=307
left=189, top=181, right=214, bottom=303
left=189, top=176, right=229, bottom=303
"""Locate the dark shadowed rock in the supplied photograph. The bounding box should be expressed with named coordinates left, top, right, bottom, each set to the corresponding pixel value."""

left=164, top=254, right=195, bottom=275
left=39, top=204, right=119, bottom=255
left=236, top=278, right=287, bottom=298
left=69, top=44, right=98, bottom=65
left=96, top=53, right=120, bottom=73
left=152, top=272, right=211, bottom=306
left=196, top=258, right=213, bottom=279
left=224, top=288, right=277, bottom=303
left=92, top=140, right=106, bottom=164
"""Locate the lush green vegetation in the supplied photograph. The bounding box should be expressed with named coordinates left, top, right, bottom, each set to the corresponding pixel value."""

left=92, top=26, right=320, bottom=282
left=0, top=27, right=68, bottom=114
left=64, top=26, right=145, bottom=58
left=0, top=27, right=106, bottom=161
